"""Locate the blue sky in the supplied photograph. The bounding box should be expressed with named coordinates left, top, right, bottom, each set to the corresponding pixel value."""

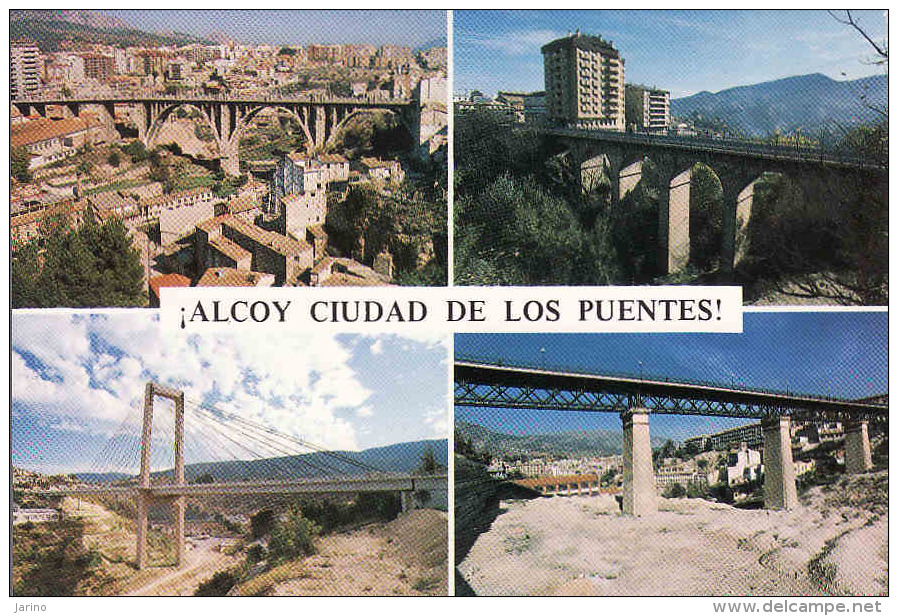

left=101, top=10, right=446, bottom=48
left=12, top=313, right=448, bottom=475
left=455, top=10, right=888, bottom=98
left=455, top=311, right=888, bottom=442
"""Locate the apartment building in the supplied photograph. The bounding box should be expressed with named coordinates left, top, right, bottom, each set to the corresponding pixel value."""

left=625, top=84, right=671, bottom=132
left=82, top=53, right=114, bottom=82
left=542, top=32, right=625, bottom=131
left=11, top=40, right=40, bottom=99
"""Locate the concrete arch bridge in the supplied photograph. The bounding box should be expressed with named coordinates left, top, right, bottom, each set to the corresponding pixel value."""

left=13, top=93, right=422, bottom=175
left=545, top=127, right=887, bottom=275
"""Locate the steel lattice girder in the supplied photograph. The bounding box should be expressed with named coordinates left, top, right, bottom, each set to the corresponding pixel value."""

left=454, top=363, right=888, bottom=423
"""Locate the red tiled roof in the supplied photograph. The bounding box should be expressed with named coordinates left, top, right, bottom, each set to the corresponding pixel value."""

left=197, top=267, right=269, bottom=287
left=148, top=273, right=191, bottom=297
left=10, top=116, right=96, bottom=148
left=10, top=199, right=87, bottom=229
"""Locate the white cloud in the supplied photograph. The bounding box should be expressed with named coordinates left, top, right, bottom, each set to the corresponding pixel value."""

left=12, top=314, right=377, bottom=454
left=356, top=406, right=374, bottom=418
left=422, top=406, right=448, bottom=438
left=369, top=340, right=384, bottom=355
left=473, top=29, right=566, bottom=56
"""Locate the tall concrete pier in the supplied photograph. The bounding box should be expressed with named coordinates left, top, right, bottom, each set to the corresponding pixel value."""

left=844, top=420, right=873, bottom=474
left=761, top=416, right=798, bottom=510
left=621, top=409, right=656, bottom=516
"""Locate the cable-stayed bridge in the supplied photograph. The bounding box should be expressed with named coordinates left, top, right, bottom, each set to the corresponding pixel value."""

left=23, top=381, right=446, bottom=569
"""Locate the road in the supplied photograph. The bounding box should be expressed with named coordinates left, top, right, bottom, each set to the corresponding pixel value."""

left=124, top=537, right=240, bottom=596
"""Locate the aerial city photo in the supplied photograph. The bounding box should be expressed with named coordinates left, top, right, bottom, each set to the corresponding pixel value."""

left=10, top=9, right=448, bottom=309
left=453, top=313, right=888, bottom=596
left=12, top=312, right=449, bottom=596
left=453, top=10, right=887, bottom=305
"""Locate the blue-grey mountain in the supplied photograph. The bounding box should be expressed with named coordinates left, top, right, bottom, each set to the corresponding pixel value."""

left=671, top=73, right=887, bottom=138
left=456, top=420, right=666, bottom=458
left=74, top=438, right=447, bottom=484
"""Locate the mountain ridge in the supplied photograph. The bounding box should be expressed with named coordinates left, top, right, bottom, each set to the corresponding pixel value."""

left=72, top=438, right=448, bottom=484
left=671, top=72, right=887, bottom=137
left=10, top=10, right=215, bottom=51
left=455, top=420, right=666, bottom=458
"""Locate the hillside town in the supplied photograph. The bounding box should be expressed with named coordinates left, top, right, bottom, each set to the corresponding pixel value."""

left=479, top=416, right=885, bottom=504
left=11, top=29, right=448, bottom=307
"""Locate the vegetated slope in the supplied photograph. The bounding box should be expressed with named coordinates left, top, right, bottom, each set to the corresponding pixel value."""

left=11, top=10, right=131, bottom=30
left=455, top=420, right=665, bottom=458
left=230, top=509, right=448, bottom=596
left=671, top=73, right=886, bottom=137
left=10, top=10, right=214, bottom=51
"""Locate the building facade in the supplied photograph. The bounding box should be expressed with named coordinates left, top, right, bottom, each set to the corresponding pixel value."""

left=625, top=84, right=671, bottom=132
left=11, top=40, right=40, bottom=99
left=542, top=32, right=625, bottom=131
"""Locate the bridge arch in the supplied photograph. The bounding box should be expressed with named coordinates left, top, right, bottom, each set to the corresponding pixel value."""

left=726, top=173, right=770, bottom=269
left=145, top=102, right=223, bottom=159
left=236, top=104, right=315, bottom=154
left=687, top=162, right=724, bottom=271
left=327, top=107, right=413, bottom=151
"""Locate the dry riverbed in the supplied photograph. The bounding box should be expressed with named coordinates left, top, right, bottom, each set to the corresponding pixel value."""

left=458, top=472, right=887, bottom=596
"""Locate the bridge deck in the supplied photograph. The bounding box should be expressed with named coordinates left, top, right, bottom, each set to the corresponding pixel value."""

left=542, top=127, right=883, bottom=170
left=27, top=474, right=447, bottom=498
left=455, top=361, right=887, bottom=422
left=12, top=94, right=412, bottom=107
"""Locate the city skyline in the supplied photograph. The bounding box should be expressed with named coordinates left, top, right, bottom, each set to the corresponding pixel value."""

left=12, top=312, right=448, bottom=474
left=455, top=312, right=888, bottom=442
left=98, top=9, right=447, bottom=48
left=455, top=10, right=888, bottom=98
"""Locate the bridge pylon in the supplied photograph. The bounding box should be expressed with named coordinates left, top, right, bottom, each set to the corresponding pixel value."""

left=136, top=381, right=186, bottom=570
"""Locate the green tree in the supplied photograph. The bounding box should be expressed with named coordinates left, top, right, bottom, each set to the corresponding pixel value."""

left=107, top=150, right=121, bottom=167
left=76, top=160, right=94, bottom=177
left=10, top=242, right=43, bottom=306
left=456, top=174, right=587, bottom=285
left=417, top=447, right=440, bottom=474
left=250, top=509, right=275, bottom=539
left=123, top=140, right=148, bottom=163
left=11, top=217, right=144, bottom=308
left=653, top=439, right=678, bottom=469
left=600, top=468, right=617, bottom=487
left=688, top=162, right=723, bottom=271
left=268, top=507, right=320, bottom=560
left=11, top=146, right=32, bottom=183
left=608, top=161, right=663, bottom=283
left=194, top=570, right=237, bottom=596
left=662, top=483, right=686, bottom=498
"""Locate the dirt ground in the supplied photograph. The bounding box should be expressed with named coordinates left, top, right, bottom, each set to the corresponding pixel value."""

left=457, top=472, right=887, bottom=596
left=746, top=273, right=864, bottom=306
left=237, top=509, right=448, bottom=596
left=59, top=497, right=242, bottom=596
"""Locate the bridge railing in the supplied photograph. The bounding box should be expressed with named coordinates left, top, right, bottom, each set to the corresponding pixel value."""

left=541, top=126, right=885, bottom=168
left=12, top=91, right=412, bottom=106
left=24, top=472, right=448, bottom=497
left=454, top=355, right=882, bottom=404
